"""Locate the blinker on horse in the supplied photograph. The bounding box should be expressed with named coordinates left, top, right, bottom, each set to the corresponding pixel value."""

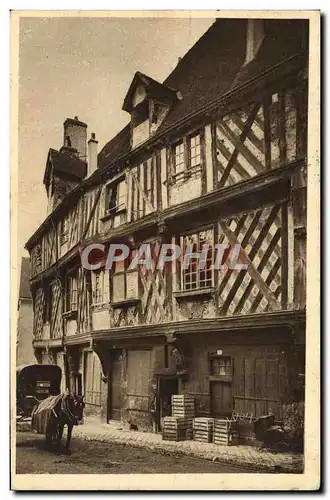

left=31, top=393, right=85, bottom=454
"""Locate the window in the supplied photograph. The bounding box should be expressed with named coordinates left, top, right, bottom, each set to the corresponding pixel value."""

left=172, top=133, right=201, bottom=177
left=111, top=251, right=139, bottom=303
left=189, top=134, right=201, bottom=168
left=181, top=228, right=213, bottom=290
left=43, top=282, right=53, bottom=323
left=60, top=218, right=68, bottom=246
left=65, top=272, right=78, bottom=312
left=173, top=141, right=185, bottom=175
left=91, top=268, right=109, bottom=305
left=105, top=180, right=127, bottom=217
left=210, top=356, right=232, bottom=380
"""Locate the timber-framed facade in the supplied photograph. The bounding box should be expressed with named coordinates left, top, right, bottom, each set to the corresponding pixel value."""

left=26, top=18, right=308, bottom=431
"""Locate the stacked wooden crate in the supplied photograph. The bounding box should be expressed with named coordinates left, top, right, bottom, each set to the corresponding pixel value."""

left=192, top=418, right=214, bottom=443
left=213, top=419, right=239, bottom=446
left=162, top=416, right=192, bottom=441
left=171, top=395, right=195, bottom=440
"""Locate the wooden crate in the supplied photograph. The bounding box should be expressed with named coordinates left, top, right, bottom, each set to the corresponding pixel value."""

left=213, top=419, right=239, bottom=446
left=172, top=395, right=195, bottom=418
left=193, top=418, right=214, bottom=430
left=162, top=416, right=193, bottom=441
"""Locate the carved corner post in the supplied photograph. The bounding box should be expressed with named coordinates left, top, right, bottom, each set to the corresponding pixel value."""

left=291, top=164, right=307, bottom=310
left=63, top=346, right=79, bottom=394
left=92, top=340, right=109, bottom=423
left=157, top=219, right=173, bottom=321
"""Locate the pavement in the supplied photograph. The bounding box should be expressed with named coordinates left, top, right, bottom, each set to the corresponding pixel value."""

left=70, top=417, right=303, bottom=473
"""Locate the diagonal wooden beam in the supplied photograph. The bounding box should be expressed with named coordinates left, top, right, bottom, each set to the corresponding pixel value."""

left=218, top=211, right=263, bottom=297
left=82, top=186, right=103, bottom=240
left=219, top=221, right=280, bottom=311
left=131, top=171, right=156, bottom=214
left=218, top=120, right=265, bottom=176
left=219, top=205, right=279, bottom=293
left=233, top=228, right=281, bottom=315
left=230, top=114, right=265, bottom=154
left=218, top=103, right=261, bottom=188
left=215, top=136, right=251, bottom=182
left=249, top=257, right=281, bottom=314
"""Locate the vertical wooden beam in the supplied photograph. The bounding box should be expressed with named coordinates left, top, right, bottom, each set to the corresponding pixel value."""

left=281, top=202, right=289, bottom=309
left=278, top=90, right=287, bottom=165
left=183, top=135, right=189, bottom=172
left=126, top=171, right=132, bottom=223
left=204, top=124, right=214, bottom=193
left=171, top=234, right=178, bottom=321
left=165, top=146, right=171, bottom=208
left=263, top=97, right=272, bottom=169
left=211, top=123, right=218, bottom=190
left=200, top=127, right=207, bottom=195
left=156, top=151, right=162, bottom=211
left=287, top=200, right=295, bottom=307
left=151, top=156, right=155, bottom=210
left=213, top=222, right=220, bottom=317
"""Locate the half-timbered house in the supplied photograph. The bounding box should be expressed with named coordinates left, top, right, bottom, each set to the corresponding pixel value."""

left=26, top=18, right=308, bottom=429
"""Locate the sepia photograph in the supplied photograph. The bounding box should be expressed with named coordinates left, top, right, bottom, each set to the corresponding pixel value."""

left=11, top=10, right=320, bottom=490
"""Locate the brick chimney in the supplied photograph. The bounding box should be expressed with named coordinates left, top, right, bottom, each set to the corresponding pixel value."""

left=63, top=116, right=87, bottom=162
left=88, top=132, right=98, bottom=176
left=245, top=19, right=264, bottom=65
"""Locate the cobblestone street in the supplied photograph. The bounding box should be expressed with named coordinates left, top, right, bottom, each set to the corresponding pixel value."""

left=16, top=430, right=253, bottom=475
left=16, top=419, right=303, bottom=474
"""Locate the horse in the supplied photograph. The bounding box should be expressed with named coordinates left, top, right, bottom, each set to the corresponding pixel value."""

left=31, top=393, right=85, bottom=455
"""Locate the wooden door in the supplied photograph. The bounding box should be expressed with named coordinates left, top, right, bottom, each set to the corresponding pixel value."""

left=210, top=381, right=232, bottom=417
left=109, top=352, right=123, bottom=421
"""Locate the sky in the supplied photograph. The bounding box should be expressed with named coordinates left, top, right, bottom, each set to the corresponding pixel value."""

left=17, top=15, right=214, bottom=276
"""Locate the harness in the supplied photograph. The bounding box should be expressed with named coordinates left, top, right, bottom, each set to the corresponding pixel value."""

left=60, top=396, right=80, bottom=425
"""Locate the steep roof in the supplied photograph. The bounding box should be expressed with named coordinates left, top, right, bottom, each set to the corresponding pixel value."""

left=19, top=257, right=32, bottom=299
left=43, top=148, right=87, bottom=188
left=97, top=124, right=131, bottom=169
left=98, top=18, right=308, bottom=170
left=122, top=71, right=177, bottom=112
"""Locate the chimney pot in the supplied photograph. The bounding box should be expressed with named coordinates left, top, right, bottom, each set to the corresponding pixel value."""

left=74, top=116, right=79, bottom=120
left=88, top=132, right=98, bottom=176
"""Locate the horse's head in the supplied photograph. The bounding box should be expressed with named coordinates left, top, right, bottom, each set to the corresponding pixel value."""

left=72, top=394, right=85, bottom=423
left=64, top=393, right=85, bottom=424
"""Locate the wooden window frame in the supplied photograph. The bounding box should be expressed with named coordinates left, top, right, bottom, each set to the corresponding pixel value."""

left=91, top=268, right=108, bottom=306
left=104, top=177, right=127, bottom=218
left=179, top=226, right=214, bottom=292
left=110, top=252, right=140, bottom=307
left=65, top=270, right=78, bottom=313
left=209, top=355, right=233, bottom=382
left=171, top=130, right=202, bottom=181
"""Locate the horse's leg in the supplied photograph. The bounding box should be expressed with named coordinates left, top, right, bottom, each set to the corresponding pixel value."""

left=57, top=424, right=64, bottom=454
left=65, top=424, right=73, bottom=455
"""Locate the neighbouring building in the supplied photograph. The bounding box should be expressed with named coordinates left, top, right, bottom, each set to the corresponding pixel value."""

left=17, top=257, right=35, bottom=365
left=26, top=18, right=308, bottom=430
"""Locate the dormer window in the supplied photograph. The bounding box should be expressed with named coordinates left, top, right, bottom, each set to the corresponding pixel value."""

left=122, top=72, right=178, bottom=149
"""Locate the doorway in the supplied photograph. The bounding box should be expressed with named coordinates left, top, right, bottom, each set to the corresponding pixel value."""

left=210, top=381, right=233, bottom=417
left=108, top=351, right=123, bottom=421
left=156, top=376, right=179, bottom=432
